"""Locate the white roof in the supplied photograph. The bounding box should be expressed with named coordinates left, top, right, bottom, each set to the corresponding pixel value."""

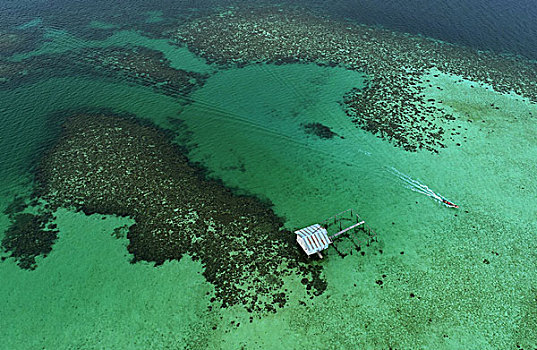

left=295, top=224, right=330, bottom=255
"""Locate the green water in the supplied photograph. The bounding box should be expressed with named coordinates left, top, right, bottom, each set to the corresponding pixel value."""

left=1, top=18, right=537, bottom=349
left=0, top=209, right=212, bottom=349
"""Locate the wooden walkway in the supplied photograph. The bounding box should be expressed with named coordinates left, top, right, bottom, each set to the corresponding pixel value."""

left=322, top=208, right=378, bottom=247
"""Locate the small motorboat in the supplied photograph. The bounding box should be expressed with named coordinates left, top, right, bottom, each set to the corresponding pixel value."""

left=441, top=198, right=459, bottom=208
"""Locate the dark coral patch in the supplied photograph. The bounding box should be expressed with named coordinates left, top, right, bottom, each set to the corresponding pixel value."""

left=302, top=122, right=338, bottom=139
left=0, top=30, right=44, bottom=57
left=1, top=46, right=208, bottom=98
left=1, top=213, right=58, bottom=270
left=3, top=195, right=29, bottom=219
left=76, top=46, right=209, bottom=97
left=35, top=112, right=326, bottom=312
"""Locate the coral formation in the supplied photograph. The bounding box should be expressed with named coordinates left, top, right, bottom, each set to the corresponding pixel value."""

left=1, top=212, right=58, bottom=270
left=0, top=30, right=43, bottom=56
left=1, top=46, right=208, bottom=98
left=34, top=113, right=325, bottom=312
left=302, top=122, right=339, bottom=139
left=174, top=6, right=537, bottom=152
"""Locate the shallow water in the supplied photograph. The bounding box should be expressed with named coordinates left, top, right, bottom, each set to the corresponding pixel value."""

left=1, top=1, right=536, bottom=349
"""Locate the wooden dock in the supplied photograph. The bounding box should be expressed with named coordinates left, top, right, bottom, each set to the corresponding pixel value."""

left=295, top=208, right=377, bottom=258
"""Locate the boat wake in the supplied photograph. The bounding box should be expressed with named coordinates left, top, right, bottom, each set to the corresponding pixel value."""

left=389, top=167, right=459, bottom=208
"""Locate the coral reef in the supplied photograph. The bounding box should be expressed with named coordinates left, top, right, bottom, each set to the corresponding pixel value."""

left=77, top=46, right=208, bottom=97
left=1, top=46, right=208, bottom=98
left=174, top=6, right=537, bottom=152
left=0, top=60, right=29, bottom=85
left=1, top=212, right=58, bottom=270
left=0, top=30, right=43, bottom=57
left=34, top=113, right=325, bottom=312
left=3, top=195, right=29, bottom=219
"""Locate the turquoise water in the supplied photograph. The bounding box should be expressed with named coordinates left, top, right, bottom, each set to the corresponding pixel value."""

left=1, top=8, right=537, bottom=350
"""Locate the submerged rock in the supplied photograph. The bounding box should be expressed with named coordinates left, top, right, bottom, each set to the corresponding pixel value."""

left=302, top=122, right=338, bottom=139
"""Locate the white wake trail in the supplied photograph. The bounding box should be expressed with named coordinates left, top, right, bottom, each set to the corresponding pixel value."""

left=389, top=167, right=458, bottom=207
